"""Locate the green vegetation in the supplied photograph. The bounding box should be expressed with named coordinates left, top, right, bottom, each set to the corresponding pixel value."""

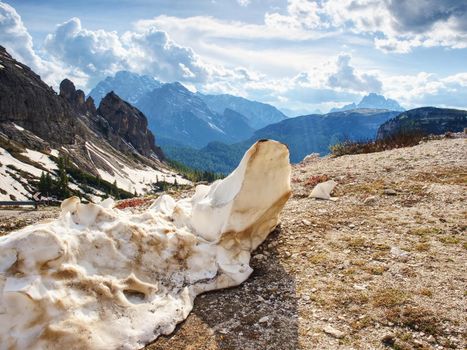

left=39, top=155, right=133, bottom=200
left=162, top=141, right=244, bottom=175
left=166, top=158, right=225, bottom=182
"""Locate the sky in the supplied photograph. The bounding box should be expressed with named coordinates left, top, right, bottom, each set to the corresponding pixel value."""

left=1, top=0, right=467, bottom=115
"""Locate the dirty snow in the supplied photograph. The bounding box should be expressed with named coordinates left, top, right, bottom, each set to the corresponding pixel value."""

left=0, top=141, right=291, bottom=349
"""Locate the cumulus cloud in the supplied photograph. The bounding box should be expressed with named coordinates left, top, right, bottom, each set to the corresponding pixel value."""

left=327, top=54, right=382, bottom=92
left=44, top=18, right=127, bottom=77
left=0, top=2, right=86, bottom=87
left=42, top=17, right=225, bottom=87
left=121, top=27, right=212, bottom=83
left=321, top=0, right=467, bottom=52
left=0, top=2, right=41, bottom=69
left=383, top=72, right=467, bottom=109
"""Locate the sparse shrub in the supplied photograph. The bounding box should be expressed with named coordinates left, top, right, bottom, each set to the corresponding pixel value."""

left=408, top=227, right=442, bottom=236
left=330, top=131, right=427, bottom=157
left=437, top=235, right=460, bottom=245
left=304, top=174, right=329, bottom=187
left=414, top=242, right=430, bottom=252
left=372, top=287, right=408, bottom=307
left=384, top=306, right=442, bottom=336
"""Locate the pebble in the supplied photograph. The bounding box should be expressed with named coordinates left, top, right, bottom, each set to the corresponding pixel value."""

left=323, top=325, right=346, bottom=339
left=384, top=188, right=397, bottom=195
left=302, top=219, right=311, bottom=226
left=258, top=316, right=270, bottom=324
left=348, top=223, right=356, bottom=229
left=363, top=196, right=377, bottom=204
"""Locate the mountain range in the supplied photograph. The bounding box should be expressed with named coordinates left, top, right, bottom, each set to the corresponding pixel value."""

left=89, top=71, right=286, bottom=148
left=4, top=48, right=463, bottom=195
left=330, top=93, right=404, bottom=113
left=162, top=108, right=401, bottom=172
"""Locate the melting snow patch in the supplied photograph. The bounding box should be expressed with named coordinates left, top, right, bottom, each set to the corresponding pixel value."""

left=22, top=149, right=57, bottom=171
left=85, top=141, right=189, bottom=194
left=13, top=123, right=24, bottom=131
left=0, top=140, right=291, bottom=349
left=0, top=147, right=47, bottom=200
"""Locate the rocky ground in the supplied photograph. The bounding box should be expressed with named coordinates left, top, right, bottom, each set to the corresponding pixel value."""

left=1, top=137, right=465, bottom=349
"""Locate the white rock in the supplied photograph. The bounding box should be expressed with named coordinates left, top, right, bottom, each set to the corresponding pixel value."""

left=258, top=316, right=270, bottom=323
left=309, top=180, right=337, bottom=200
left=323, top=325, right=346, bottom=339
left=363, top=196, right=377, bottom=205
left=302, top=153, right=320, bottom=164
left=390, top=246, right=410, bottom=259
left=0, top=140, right=291, bottom=350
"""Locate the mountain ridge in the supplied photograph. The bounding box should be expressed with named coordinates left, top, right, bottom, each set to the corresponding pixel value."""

left=88, top=71, right=286, bottom=147
left=330, top=93, right=404, bottom=113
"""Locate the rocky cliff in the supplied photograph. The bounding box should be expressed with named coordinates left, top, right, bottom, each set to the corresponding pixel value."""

left=98, top=91, right=164, bottom=159
left=0, top=46, right=184, bottom=201
left=0, top=46, right=79, bottom=145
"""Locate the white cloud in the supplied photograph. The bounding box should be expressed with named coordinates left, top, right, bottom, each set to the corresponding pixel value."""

left=265, top=0, right=322, bottom=31
left=0, top=2, right=41, bottom=70
left=44, top=18, right=127, bottom=77
left=327, top=54, right=382, bottom=93
left=383, top=72, right=467, bottom=109
left=0, top=2, right=86, bottom=87
left=321, top=0, right=467, bottom=52
left=237, top=0, right=251, bottom=7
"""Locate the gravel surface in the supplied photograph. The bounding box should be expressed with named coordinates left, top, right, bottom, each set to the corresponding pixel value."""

left=148, top=137, right=466, bottom=350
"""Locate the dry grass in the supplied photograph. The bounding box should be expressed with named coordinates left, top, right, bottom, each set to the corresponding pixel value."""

left=385, top=306, right=442, bottom=336
left=372, top=287, right=408, bottom=308
left=329, top=132, right=428, bottom=157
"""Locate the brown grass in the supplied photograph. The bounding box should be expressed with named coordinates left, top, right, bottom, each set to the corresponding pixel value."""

left=330, top=132, right=428, bottom=157
left=385, top=306, right=442, bottom=336
left=372, top=288, right=408, bottom=307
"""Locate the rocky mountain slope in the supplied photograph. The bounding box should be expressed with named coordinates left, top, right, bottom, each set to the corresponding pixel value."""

left=198, top=93, right=287, bottom=129
left=2, top=136, right=464, bottom=349
left=331, top=93, right=404, bottom=113
left=377, top=107, right=467, bottom=140
left=89, top=71, right=285, bottom=147
left=0, top=46, right=186, bottom=201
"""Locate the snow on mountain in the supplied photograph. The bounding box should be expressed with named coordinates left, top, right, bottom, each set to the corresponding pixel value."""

left=88, top=70, right=162, bottom=105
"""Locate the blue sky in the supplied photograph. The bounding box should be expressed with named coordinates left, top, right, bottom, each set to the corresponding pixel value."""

left=1, top=0, right=467, bottom=114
